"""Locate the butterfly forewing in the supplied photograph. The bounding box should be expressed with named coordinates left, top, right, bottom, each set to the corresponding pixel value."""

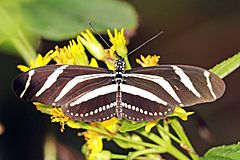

left=125, top=65, right=225, bottom=107
left=12, top=65, right=113, bottom=107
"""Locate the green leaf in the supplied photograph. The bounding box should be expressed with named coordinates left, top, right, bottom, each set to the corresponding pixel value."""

left=201, top=143, right=240, bottom=160
left=0, top=0, right=138, bottom=61
left=210, top=52, right=240, bottom=78
left=119, top=120, right=148, bottom=132
left=21, top=0, right=138, bottom=40
left=0, top=1, right=38, bottom=61
left=0, top=2, right=21, bottom=42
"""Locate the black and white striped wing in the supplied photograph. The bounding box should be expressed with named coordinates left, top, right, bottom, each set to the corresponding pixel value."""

left=12, top=65, right=115, bottom=122
left=119, top=83, right=175, bottom=121
left=62, top=84, right=117, bottom=122
left=122, top=65, right=225, bottom=121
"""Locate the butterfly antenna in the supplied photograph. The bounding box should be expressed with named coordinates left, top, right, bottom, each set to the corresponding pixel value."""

left=88, top=22, right=122, bottom=59
left=124, top=31, right=164, bottom=58
left=88, top=22, right=111, bottom=48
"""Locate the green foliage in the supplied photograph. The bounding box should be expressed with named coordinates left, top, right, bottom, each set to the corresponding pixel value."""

left=0, top=0, right=138, bottom=63
left=20, top=0, right=138, bottom=40
left=201, top=144, right=240, bottom=160
left=210, top=52, right=240, bottom=78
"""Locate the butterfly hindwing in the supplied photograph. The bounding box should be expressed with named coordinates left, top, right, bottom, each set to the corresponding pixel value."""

left=62, top=92, right=116, bottom=122
left=121, top=87, right=174, bottom=121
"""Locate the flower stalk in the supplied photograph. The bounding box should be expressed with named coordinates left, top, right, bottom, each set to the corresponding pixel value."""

left=170, top=119, right=199, bottom=160
left=138, top=128, right=190, bottom=160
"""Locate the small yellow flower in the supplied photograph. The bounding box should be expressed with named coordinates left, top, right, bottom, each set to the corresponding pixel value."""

left=103, top=48, right=117, bottom=70
left=53, top=46, right=74, bottom=64
left=50, top=108, right=70, bottom=132
left=17, top=65, right=30, bottom=72
left=170, top=107, right=194, bottom=121
left=17, top=50, right=55, bottom=72
left=107, top=28, right=128, bottom=58
left=83, top=130, right=103, bottom=153
left=79, top=29, right=105, bottom=61
left=81, top=118, right=119, bottom=156
left=145, top=120, right=159, bottom=132
left=53, top=37, right=89, bottom=65
left=69, top=37, right=89, bottom=65
left=107, top=28, right=131, bottom=69
left=136, top=55, right=160, bottom=67
left=99, top=117, right=119, bottom=133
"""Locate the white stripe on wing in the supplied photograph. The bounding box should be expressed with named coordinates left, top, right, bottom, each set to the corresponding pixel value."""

left=171, top=65, right=201, bottom=97
left=120, top=84, right=168, bottom=106
left=127, top=73, right=183, bottom=106
left=54, top=73, right=112, bottom=103
left=20, top=70, right=35, bottom=98
left=69, top=84, right=118, bottom=106
left=204, top=71, right=217, bottom=99
left=36, top=65, right=68, bottom=97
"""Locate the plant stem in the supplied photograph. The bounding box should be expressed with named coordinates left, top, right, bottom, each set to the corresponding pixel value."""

left=77, top=123, right=162, bottom=150
left=114, top=133, right=163, bottom=149
left=138, top=129, right=190, bottom=160
left=170, top=119, right=199, bottom=160
left=138, top=129, right=167, bottom=147
left=111, top=153, right=127, bottom=159
left=156, top=124, right=182, bottom=144
left=127, top=148, right=165, bottom=160
left=157, top=121, right=171, bottom=143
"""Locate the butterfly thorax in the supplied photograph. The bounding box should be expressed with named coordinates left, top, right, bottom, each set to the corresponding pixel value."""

left=114, top=59, right=125, bottom=84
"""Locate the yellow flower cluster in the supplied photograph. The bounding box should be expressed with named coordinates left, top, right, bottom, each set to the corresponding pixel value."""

left=80, top=118, right=119, bottom=158
left=83, top=130, right=103, bottom=153
left=136, top=54, right=160, bottom=67
left=50, top=108, right=70, bottom=132
left=17, top=51, right=54, bottom=72
left=107, top=28, right=127, bottom=58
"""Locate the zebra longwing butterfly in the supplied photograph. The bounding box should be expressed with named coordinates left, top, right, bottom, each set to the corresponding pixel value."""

left=12, top=58, right=225, bottom=122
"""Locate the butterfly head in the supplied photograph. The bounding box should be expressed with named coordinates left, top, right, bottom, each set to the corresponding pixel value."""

left=115, top=58, right=125, bottom=72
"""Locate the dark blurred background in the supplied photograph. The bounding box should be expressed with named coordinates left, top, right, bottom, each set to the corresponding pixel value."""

left=0, top=0, right=239, bottom=159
